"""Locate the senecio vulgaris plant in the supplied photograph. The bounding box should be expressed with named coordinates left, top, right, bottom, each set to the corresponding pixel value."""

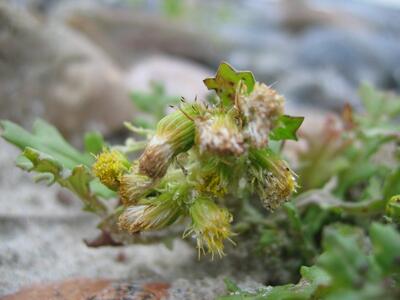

left=1, top=62, right=303, bottom=258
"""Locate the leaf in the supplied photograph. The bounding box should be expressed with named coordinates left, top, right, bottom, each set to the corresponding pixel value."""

left=383, top=169, right=400, bottom=202
left=358, top=83, right=400, bottom=126
left=84, top=131, right=105, bottom=155
left=318, top=225, right=367, bottom=288
left=270, top=115, right=304, bottom=141
left=204, top=62, right=255, bottom=106
left=20, top=147, right=107, bottom=214
left=359, top=84, right=385, bottom=120
left=224, top=278, right=241, bottom=293
left=1, top=119, right=116, bottom=199
left=219, top=266, right=329, bottom=300
left=0, top=119, right=93, bottom=169
left=370, top=223, right=400, bottom=274
left=130, top=82, right=180, bottom=126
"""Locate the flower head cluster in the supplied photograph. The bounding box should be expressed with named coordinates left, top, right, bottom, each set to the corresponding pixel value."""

left=91, top=63, right=301, bottom=258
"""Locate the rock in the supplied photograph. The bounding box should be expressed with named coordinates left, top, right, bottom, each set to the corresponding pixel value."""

left=280, top=0, right=371, bottom=33
left=55, top=4, right=223, bottom=68
left=0, top=3, right=134, bottom=140
left=278, top=68, right=358, bottom=111
left=296, top=28, right=392, bottom=85
left=0, top=278, right=170, bottom=300
left=1, top=279, right=111, bottom=300
left=124, top=55, right=213, bottom=102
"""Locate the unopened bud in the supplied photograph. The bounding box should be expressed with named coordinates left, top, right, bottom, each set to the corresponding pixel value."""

left=119, top=161, right=156, bottom=205
left=139, top=104, right=199, bottom=178
left=118, top=191, right=183, bottom=233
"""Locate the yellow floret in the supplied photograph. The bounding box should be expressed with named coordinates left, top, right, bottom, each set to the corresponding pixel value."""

left=92, top=149, right=130, bottom=190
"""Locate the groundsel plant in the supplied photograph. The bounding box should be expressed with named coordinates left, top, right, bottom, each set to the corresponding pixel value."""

left=1, top=62, right=303, bottom=258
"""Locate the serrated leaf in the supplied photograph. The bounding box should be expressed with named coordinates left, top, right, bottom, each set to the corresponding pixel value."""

left=21, top=147, right=107, bottom=214
left=1, top=119, right=116, bottom=199
left=0, top=119, right=93, bottom=169
left=204, top=62, right=255, bottom=106
left=270, top=115, right=304, bottom=141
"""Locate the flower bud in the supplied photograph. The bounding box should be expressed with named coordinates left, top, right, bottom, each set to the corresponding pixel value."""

left=139, top=104, right=199, bottom=178
left=185, top=196, right=234, bottom=258
left=386, top=195, right=400, bottom=223
left=118, top=190, right=184, bottom=233
left=196, top=112, right=245, bottom=156
left=119, top=161, right=156, bottom=205
left=249, top=148, right=297, bottom=210
left=92, top=149, right=131, bottom=190
left=239, top=83, right=284, bottom=148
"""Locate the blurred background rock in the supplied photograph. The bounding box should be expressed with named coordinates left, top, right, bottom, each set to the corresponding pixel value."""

left=1, top=0, right=400, bottom=298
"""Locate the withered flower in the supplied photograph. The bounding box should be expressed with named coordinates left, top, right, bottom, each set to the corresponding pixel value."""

left=249, top=148, right=297, bottom=210
left=196, top=112, right=245, bottom=156
left=239, top=83, right=284, bottom=148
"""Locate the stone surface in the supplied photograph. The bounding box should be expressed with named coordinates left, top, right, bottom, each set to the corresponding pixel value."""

left=61, top=5, right=223, bottom=68
left=0, top=3, right=134, bottom=140
left=1, top=279, right=111, bottom=300
left=124, top=55, right=212, bottom=102
left=1, top=278, right=170, bottom=300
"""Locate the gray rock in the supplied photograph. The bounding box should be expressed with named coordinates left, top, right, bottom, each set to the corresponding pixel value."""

left=0, top=3, right=134, bottom=140
left=53, top=3, right=223, bottom=68
left=278, top=68, right=358, bottom=110
left=124, top=55, right=213, bottom=102
left=295, top=28, right=400, bottom=86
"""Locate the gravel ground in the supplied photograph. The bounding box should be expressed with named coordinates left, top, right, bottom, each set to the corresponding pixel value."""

left=0, top=139, right=264, bottom=298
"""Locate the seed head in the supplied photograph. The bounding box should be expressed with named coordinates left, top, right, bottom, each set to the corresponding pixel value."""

left=239, top=83, right=285, bottom=148
left=92, top=149, right=130, bottom=190
left=249, top=148, right=297, bottom=210
left=185, top=196, right=234, bottom=258
left=196, top=112, right=245, bottom=156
